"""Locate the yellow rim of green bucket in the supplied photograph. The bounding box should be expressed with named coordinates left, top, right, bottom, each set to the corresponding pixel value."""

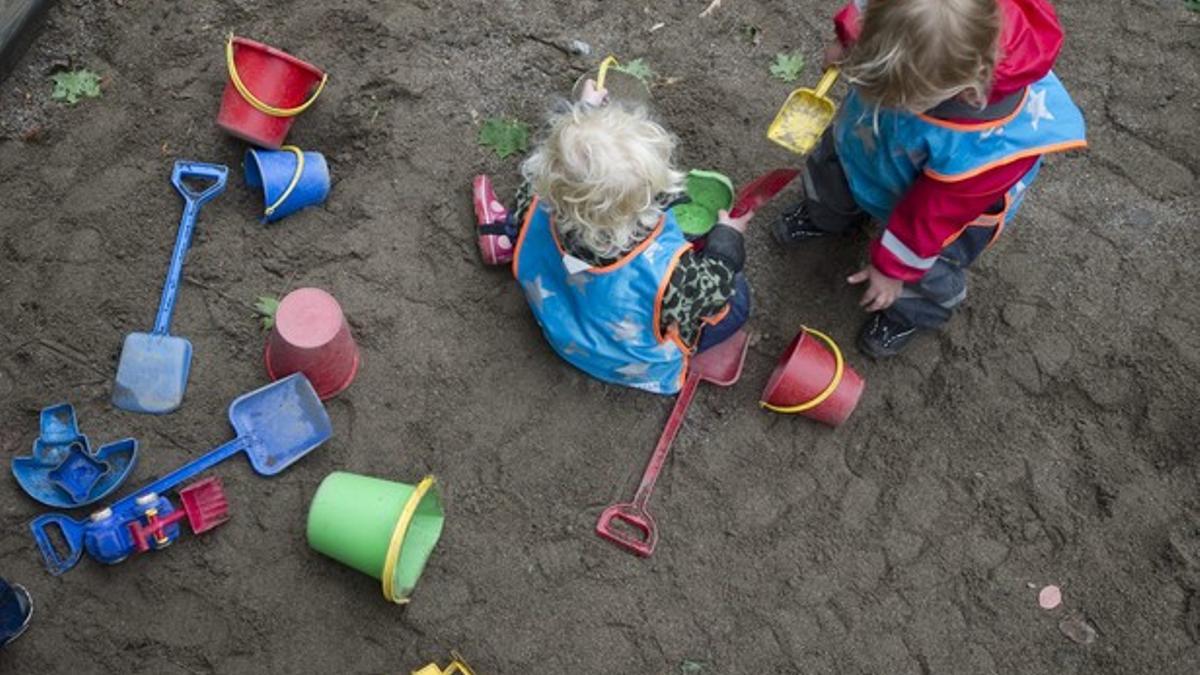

left=380, top=475, right=436, bottom=604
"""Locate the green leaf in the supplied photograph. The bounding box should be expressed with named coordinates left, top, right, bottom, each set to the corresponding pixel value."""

left=680, top=660, right=706, bottom=674
left=1186, top=0, right=1200, bottom=12
left=769, top=51, right=806, bottom=83
left=741, top=23, right=762, bottom=46
left=478, top=117, right=531, bottom=159
left=51, top=69, right=102, bottom=105
left=254, top=295, right=280, bottom=330
left=613, top=58, right=655, bottom=83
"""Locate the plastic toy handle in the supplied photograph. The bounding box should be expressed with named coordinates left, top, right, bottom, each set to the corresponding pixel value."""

left=729, top=168, right=801, bottom=219
left=154, top=161, right=229, bottom=335
left=596, top=56, right=618, bottom=90
left=632, top=371, right=701, bottom=505
left=263, top=146, right=305, bottom=217
left=172, top=161, right=229, bottom=206
left=117, top=438, right=246, bottom=512
left=30, top=513, right=85, bottom=576
left=814, top=67, right=840, bottom=98
left=226, top=34, right=328, bottom=118
left=760, top=326, right=845, bottom=414
left=595, top=503, right=656, bottom=557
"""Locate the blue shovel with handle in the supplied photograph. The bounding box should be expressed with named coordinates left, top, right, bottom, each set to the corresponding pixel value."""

left=112, top=161, right=228, bottom=414
left=32, top=374, right=333, bottom=575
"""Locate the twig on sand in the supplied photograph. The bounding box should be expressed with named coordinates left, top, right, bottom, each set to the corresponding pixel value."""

left=184, top=275, right=255, bottom=310
left=36, top=338, right=107, bottom=378
left=700, top=0, right=723, bottom=18
left=524, top=34, right=572, bottom=56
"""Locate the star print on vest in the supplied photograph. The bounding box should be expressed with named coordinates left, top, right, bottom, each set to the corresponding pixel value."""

left=514, top=198, right=692, bottom=395
left=523, top=275, right=555, bottom=312
left=1024, top=88, right=1054, bottom=131
left=833, top=70, right=1086, bottom=225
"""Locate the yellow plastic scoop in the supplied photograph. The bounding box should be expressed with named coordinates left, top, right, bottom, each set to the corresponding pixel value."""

left=767, top=67, right=840, bottom=155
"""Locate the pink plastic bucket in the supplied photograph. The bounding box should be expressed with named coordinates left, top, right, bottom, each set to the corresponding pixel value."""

left=264, top=288, right=359, bottom=400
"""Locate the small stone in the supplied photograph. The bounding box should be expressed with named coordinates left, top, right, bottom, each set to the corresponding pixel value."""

left=1059, top=613, right=1097, bottom=645
left=569, top=39, right=592, bottom=56
left=1033, top=335, right=1073, bottom=377
left=1039, top=585, right=1062, bottom=609
left=1002, top=303, right=1037, bottom=328
left=1007, top=352, right=1043, bottom=393
left=1078, top=366, right=1132, bottom=409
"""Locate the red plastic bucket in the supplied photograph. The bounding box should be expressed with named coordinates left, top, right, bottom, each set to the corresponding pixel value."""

left=760, top=327, right=864, bottom=427
left=217, top=36, right=327, bottom=149
left=264, top=288, right=359, bottom=400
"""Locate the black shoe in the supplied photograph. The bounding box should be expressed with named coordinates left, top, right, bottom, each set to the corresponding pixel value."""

left=858, top=313, right=918, bottom=359
left=771, top=201, right=830, bottom=247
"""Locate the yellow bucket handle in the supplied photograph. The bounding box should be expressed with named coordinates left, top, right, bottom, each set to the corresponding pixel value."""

left=813, top=67, right=840, bottom=98
left=226, top=34, right=328, bottom=118
left=596, top=55, right=618, bottom=90
left=263, top=145, right=305, bottom=218
left=760, top=326, right=845, bottom=414
left=381, top=475, right=436, bottom=604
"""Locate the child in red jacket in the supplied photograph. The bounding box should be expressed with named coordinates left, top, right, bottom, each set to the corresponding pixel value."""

left=775, top=0, right=1086, bottom=357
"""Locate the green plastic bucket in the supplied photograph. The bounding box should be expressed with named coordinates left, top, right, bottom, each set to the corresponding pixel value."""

left=672, top=170, right=734, bottom=237
left=306, top=471, right=444, bottom=604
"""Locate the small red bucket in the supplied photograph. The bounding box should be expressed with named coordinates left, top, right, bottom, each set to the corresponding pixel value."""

left=217, top=35, right=327, bottom=149
left=760, top=326, right=864, bottom=427
left=264, top=288, right=359, bottom=400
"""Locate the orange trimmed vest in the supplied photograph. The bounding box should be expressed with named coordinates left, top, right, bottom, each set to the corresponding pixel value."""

left=512, top=199, right=693, bottom=395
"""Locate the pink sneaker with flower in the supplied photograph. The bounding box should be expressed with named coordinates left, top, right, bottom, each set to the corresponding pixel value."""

left=473, top=175, right=513, bottom=265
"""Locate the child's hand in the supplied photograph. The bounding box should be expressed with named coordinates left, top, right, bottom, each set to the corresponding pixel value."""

left=717, top=208, right=753, bottom=233
left=580, top=79, right=609, bottom=106
left=848, top=265, right=904, bottom=312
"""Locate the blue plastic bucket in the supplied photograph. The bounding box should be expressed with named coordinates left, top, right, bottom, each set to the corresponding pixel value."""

left=244, top=146, right=330, bottom=223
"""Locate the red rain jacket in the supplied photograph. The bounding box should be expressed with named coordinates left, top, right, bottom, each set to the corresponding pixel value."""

left=833, top=0, right=1067, bottom=281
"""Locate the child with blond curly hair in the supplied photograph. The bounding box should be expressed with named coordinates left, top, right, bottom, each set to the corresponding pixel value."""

left=473, top=81, right=753, bottom=394
left=775, top=0, right=1086, bottom=358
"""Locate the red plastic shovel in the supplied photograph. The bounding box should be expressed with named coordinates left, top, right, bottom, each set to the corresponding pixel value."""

left=596, top=329, right=750, bottom=557
left=728, top=168, right=800, bottom=219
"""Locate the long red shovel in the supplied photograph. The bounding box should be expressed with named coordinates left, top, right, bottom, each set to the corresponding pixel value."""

left=728, top=168, right=800, bottom=219
left=596, top=329, right=750, bottom=556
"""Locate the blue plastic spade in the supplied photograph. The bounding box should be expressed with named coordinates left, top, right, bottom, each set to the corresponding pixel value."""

left=112, top=161, right=229, bottom=414
left=31, top=374, right=332, bottom=575
left=11, top=404, right=137, bottom=508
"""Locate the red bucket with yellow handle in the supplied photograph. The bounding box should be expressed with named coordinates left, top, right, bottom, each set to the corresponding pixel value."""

left=217, top=35, right=328, bottom=149
left=760, top=326, right=864, bottom=427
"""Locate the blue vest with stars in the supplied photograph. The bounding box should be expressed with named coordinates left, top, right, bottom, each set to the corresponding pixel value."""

left=513, top=198, right=692, bottom=395
left=833, top=71, right=1087, bottom=226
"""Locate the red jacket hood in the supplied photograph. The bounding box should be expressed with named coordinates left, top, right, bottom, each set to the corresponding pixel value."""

left=834, top=0, right=1065, bottom=102
left=991, top=0, right=1063, bottom=100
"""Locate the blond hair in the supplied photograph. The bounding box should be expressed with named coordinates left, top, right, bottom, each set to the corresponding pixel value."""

left=843, top=0, right=1002, bottom=112
left=521, top=102, right=685, bottom=259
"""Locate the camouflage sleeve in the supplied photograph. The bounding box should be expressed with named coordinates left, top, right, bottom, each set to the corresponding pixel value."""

left=510, top=180, right=534, bottom=234
left=659, top=250, right=738, bottom=348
